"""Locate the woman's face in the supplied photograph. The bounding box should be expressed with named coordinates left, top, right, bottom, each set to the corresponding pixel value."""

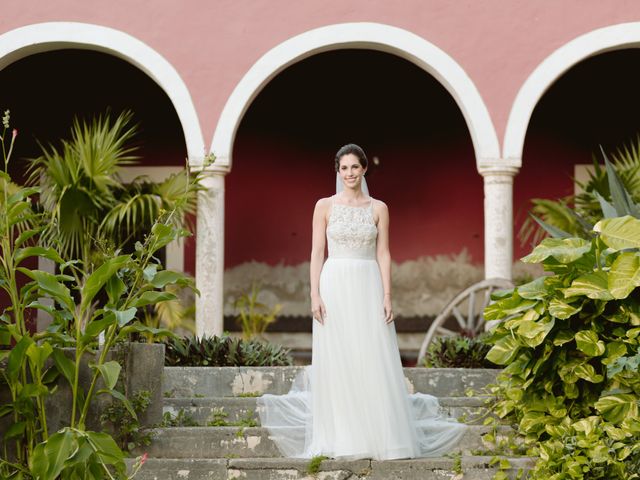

left=338, top=153, right=366, bottom=190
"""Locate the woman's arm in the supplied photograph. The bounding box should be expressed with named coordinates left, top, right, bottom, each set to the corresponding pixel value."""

left=375, top=201, right=394, bottom=323
left=310, top=198, right=328, bottom=323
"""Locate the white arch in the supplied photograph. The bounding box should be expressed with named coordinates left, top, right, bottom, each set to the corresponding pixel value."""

left=504, top=22, right=640, bottom=163
left=0, top=22, right=205, bottom=162
left=208, top=22, right=499, bottom=169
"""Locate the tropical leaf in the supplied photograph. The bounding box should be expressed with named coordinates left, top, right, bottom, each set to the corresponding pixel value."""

left=594, top=215, right=640, bottom=250
left=522, top=237, right=592, bottom=264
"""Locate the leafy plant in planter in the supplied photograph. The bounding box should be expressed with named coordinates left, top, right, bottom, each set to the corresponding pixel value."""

left=485, top=159, right=640, bottom=479
left=422, top=333, right=499, bottom=369
left=164, top=334, right=294, bottom=367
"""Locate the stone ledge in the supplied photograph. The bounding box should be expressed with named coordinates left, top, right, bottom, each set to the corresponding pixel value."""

left=125, top=456, right=533, bottom=480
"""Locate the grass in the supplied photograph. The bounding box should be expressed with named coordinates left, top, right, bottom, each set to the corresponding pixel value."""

left=306, top=455, right=329, bottom=474
left=206, top=407, right=258, bottom=427
left=236, top=391, right=262, bottom=397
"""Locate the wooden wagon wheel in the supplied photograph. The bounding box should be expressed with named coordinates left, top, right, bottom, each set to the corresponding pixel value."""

left=416, top=278, right=514, bottom=365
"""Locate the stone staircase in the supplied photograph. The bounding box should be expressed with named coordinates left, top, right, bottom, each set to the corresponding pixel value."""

left=130, top=367, right=533, bottom=479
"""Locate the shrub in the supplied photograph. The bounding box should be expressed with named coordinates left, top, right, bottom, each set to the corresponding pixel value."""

left=164, top=334, right=294, bottom=367
left=100, top=390, right=153, bottom=453
left=485, top=223, right=640, bottom=478
left=422, top=334, right=499, bottom=369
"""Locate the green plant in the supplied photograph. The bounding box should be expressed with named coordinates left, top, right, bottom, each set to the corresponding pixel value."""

left=306, top=455, right=328, bottom=475
left=422, top=334, right=499, bottom=368
left=0, top=109, right=199, bottom=479
left=27, top=110, right=203, bottom=267
left=520, top=140, right=640, bottom=246
left=233, top=281, right=282, bottom=340
left=236, top=392, right=262, bottom=397
left=100, top=390, right=153, bottom=453
left=206, top=408, right=257, bottom=427
left=160, top=409, right=198, bottom=427
left=485, top=186, right=640, bottom=478
left=163, top=334, right=293, bottom=367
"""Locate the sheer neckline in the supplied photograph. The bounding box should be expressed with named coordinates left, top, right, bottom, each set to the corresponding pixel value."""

left=332, top=195, right=372, bottom=209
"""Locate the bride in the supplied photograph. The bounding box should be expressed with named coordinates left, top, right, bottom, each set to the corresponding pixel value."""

left=257, top=143, right=466, bottom=460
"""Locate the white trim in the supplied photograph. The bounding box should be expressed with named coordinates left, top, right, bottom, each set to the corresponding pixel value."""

left=0, top=22, right=205, bottom=164
left=208, top=22, right=500, bottom=169
left=504, top=22, right=640, bottom=163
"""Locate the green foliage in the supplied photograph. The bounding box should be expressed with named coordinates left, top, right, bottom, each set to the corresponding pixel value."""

left=485, top=216, right=640, bottom=478
left=27, top=110, right=204, bottom=268
left=0, top=109, right=200, bottom=478
left=163, top=334, right=294, bottom=367
left=233, top=281, right=282, bottom=340
left=160, top=409, right=198, bottom=427
left=306, top=455, right=329, bottom=474
left=100, top=390, right=153, bottom=453
left=520, top=140, right=640, bottom=246
left=422, top=334, right=499, bottom=369
left=205, top=408, right=258, bottom=427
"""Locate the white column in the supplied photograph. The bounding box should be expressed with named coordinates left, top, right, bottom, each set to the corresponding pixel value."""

left=195, top=165, right=229, bottom=337
left=479, top=164, right=520, bottom=281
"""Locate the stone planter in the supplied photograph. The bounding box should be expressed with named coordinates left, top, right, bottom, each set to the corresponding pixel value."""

left=45, top=342, right=165, bottom=432
left=0, top=341, right=165, bottom=456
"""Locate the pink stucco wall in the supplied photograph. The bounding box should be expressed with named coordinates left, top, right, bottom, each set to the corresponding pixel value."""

left=2, top=1, right=640, bottom=149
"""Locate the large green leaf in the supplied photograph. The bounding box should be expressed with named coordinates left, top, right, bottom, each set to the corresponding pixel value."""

left=595, top=393, right=639, bottom=423
left=14, top=247, right=64, bottom=266
left=131, top=290, right=177, bottom=308
left=517, top=317, right=555, bottom=348
left=151, top=270, right=192, bottom=289
left=564, top=271, right=614, bottom=301
left=517, top=277, right=547, bottom=300
left=85, top=431, right=126, bottom=467
left=522, top=237, right=592, bottom=264
left=31, top=429, right=76, bottom=480
left=608, top=252, right=640, bottom=299
left=574, top=363, right=604, bottom=383
left=594, top=216, right=640, bottom=251
left=603, top=150, right=640, bottom=218
left=25, top=341, right=53, bottom=372
left=52, top=348, right=76, bottom=386
left=17, top=269, right=75, bottom=312
left=575, top=330, right=606, bottom=357
left=7, top=335, right=33, bottom=381
left=112, top=307, right=137, bottom=327
left=486, top=335, right=521, bottom=365
left=80, top=255, right=130, bottom=312
left=81, top=315, right=117, bottom=344
left=548, top=298, right=582, bottom=319
left=91, top=361, right=121, bottom=390
left=105, top=274, right=126, bottom=305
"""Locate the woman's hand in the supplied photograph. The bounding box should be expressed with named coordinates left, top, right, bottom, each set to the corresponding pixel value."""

left=383, top=295, right=394, bottom=324
left=311, top=294, right=327, bottom=325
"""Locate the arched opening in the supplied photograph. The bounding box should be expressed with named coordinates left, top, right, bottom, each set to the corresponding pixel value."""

left=224, top=49, right=480, bottom=362
left=514, top=49, right=640, bottom=258
left=200, top=22, right=501, bottom=341
left=0, top=48, right=193, bottom=329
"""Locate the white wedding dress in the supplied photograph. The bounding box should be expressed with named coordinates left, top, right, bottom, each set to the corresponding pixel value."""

left=257, top=195, right=466, bottom=460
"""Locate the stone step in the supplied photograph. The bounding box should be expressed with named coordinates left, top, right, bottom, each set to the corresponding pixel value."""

left=126, top=456, right=533, bottom=479
left=162, top=396, right=498, bottom=426
left=163, top=367, right=500, bottom=398
left=135, top=426, right=515, bottom=459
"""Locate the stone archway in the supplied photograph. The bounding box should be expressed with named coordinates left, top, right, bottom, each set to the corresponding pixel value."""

left=199, top=22, right=505, bottom=336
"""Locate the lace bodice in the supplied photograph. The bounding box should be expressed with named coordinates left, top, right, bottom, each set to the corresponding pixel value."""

left=326, top=196, right=378, bottom=259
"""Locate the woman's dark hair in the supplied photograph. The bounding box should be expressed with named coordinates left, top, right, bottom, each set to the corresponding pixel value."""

left=334, top=143, right=368, bottom=172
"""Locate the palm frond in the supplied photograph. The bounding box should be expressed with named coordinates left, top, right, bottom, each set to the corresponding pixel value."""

left=25, top=110, right=139, bottom=262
